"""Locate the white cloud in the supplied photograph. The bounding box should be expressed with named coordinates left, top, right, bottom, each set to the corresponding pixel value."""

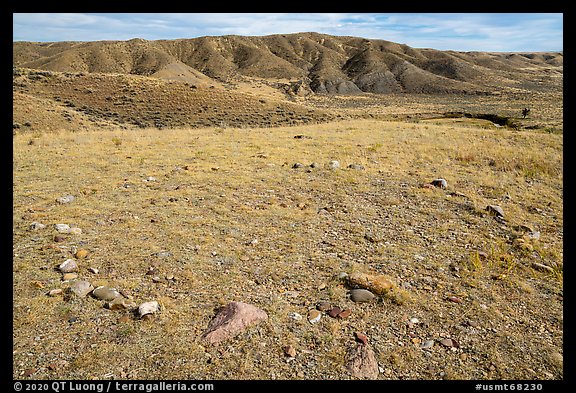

left=12, top=13, right=563, bottom=52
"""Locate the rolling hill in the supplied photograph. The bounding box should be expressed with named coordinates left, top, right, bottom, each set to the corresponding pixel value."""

left=13, top=33, right=563, bottom=95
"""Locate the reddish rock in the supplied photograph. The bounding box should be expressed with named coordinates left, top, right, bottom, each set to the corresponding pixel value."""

left=328, top=306, right=342, bottom=318
left=202, top=301, right=268, bottom=345
left=346, top=342, right=379, bottom=379
left=337, top=309, right=352, bottom=319
left=354, top=331, right=369, bottom=345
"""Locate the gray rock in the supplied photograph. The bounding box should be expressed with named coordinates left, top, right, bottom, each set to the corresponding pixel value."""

left=420, top=340, right=435, bottom=349
left=486, top=204, right=505, bottom=218
left=68, top=281, right=94, bottom=298
left=59, top=259, right=78, bottom=273
left=350, top=288, right=376, bottom=303
left=92, top=286, right=121, bottom=301
left=54, top=224, right=71, bottom=233
left=56, top=195, right=75, bottom=204
left=292, top=162, right=304, bottom=169
left=328, top=160, right=340, bottom=170
left=348, top=163, right=365, bottom=170
left=202, top=302, right=268, bottom=344
left=29, top=222, right=46, bottom=230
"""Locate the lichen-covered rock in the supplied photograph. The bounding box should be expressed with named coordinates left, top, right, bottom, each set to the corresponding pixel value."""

left=347, top=272, right=395, bottom=295
left=202, top=301, right=268, bottom=344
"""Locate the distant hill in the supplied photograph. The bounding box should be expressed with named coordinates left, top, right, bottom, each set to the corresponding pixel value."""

left=13, top=33, right=563, bottom=95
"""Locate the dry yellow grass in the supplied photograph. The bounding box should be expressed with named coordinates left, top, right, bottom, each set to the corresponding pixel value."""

left=13, top=119, right=563, bottom=380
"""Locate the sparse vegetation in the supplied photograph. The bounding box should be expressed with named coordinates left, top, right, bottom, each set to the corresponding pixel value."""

left=12, top=34, right=562, bottom=381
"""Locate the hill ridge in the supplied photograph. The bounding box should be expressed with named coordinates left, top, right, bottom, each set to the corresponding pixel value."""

left=13, top=32, right=563, bottom=96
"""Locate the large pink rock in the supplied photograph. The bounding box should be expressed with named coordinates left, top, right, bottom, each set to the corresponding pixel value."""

left=201, top=301, right=268, bottom=344
left=346, top=341, right=379, bottom=379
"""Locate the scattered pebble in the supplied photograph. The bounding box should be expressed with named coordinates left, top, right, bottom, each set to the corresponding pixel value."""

left=75, top=249, right=89, bottom=259
left=307, top=309, right=322, bottom=324
left=337, top=309, right=352, bottom=319
left=62, top=273, right=78, bottom=281
left=347, top=163, right=365, bottom=170
left=420, top=340, right=435, bottom=349
left=289, top=312, right=303, bottom=321
left=316, top=301, right=332, bottom=312
left=354, top=332, right=368, bottom=345
left=328, top=306, right=342, bottom=318
left=292, top=162, right=304, bottom=169
left=47, top=289, right=63, bottom=297
left=283, top=345, right=297, bottom=358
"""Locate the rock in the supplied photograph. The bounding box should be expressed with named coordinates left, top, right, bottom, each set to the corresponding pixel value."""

left=447, top=296, right=463, bottom=303
left=283, top=345, right=297, bottom=358
left=350, top=288, right=376, bottom=303
left=354, top=332, right=369, bottom=345
left=56, top=195, right=75, bottom=204
left=62, top=273, right=78, bottom=281
left=292, top=162, right=304, bottom=169
left=347, top=163, right=365, bottom=170
left=440, top=338, right=455, bottom=347
left=409, top=317, right=420, bottom=324
left=310, top=162, right=320, bottom=168
left=347, top=272, right=395, bottom=296
left=54, top=234, right=66, bottom=242
left=88, top=267, right=99, bottom=274
left=328, top=160, right=340, bottom=170
left=54, top=224, right=71, bottom=233
left=69, top=227, right=82, bottom=235
left=29, top=222, right=46, bottom=230
left=420, top=340, right=435, bottom=349
left=346, top=342, right=379, bottom=379
left=328, top=306, right=342, bottom=318
left=307, top=309, right=322, bottom=324
left=531, top=262, right=554, bottom=273
left=47, top=289, right=63, bottom=297
left=59, top=259, right=78, bottom=273
left=92, top=286, right=121, bottom=301
left=118, top=314, right=131, bottom=323
left=431, top=178, right=448, bottom=189
left=75, top=249, right=89, bottom=259
left=486, top=204, right=505, bottom=218
left=138, top=301, right=160, bottom=318
left=289, top=312, right=303, bottom=321
left=67, top=280, right=94, bottom=298
left=201, top=301, right=268, bottom=344
left=316, top=301, right=332, bottom=312
left=107, top=297, right=135, bottom=311
left=337, top=309, right=352, bottom=318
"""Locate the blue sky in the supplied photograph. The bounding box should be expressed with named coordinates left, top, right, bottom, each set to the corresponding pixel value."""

left=12, top=13, right=563, bottom=52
